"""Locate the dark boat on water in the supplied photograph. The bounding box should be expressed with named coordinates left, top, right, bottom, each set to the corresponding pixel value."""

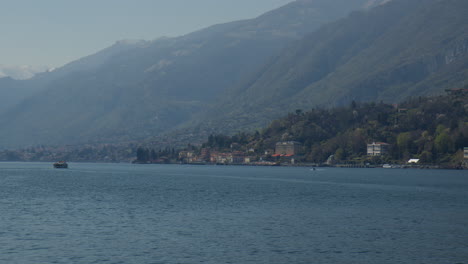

left=53, top=161, right=68, bottom=169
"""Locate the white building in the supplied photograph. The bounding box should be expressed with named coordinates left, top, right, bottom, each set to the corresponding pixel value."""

left=275, top=141, right=302, bottom=156
left=367, top=142, right=390, bottom=156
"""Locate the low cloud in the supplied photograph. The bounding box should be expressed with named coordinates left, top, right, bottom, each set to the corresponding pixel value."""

left=0, top=65, right=50, bottom=80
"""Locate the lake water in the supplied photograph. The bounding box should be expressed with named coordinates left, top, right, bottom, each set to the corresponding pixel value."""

left=0, top=162, right=467, bottom=264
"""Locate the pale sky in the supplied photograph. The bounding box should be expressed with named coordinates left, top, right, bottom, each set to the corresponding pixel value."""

left=0, top=0, right=294, bottom=68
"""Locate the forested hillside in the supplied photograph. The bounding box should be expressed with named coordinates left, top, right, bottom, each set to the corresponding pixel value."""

left=201, top=90, right=468, bottom=166
left=192, top=0, right=468, bottom=137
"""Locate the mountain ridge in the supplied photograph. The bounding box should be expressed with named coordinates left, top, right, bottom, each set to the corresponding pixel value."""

left=186, top=0, right=468, bottom=137
left=0, top=0, right=380, bottom=148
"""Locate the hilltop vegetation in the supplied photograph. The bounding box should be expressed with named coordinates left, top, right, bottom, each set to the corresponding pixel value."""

left=3, top=91, right=466, bottom=165
left=193, top=0, right=468, bottom=137
left=199, top=91, right=468, bottom=166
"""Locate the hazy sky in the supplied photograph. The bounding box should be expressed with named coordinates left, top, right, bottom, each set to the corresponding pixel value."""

left=0, top=0, right=294, bottom=68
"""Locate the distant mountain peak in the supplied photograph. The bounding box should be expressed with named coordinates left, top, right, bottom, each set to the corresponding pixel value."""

left=0, top=0, right=420, bottom=148
left=115, top=39, right=149, bottom=46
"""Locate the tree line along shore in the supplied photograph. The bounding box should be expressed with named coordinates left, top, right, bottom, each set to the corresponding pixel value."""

left=1, top=91, right=467, bottom=168
left=135, top=90, right=468, bottom=169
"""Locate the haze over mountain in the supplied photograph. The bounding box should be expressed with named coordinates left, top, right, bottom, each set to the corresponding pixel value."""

left=190, top=0, right=468, bottom=135
left=0, top=0, right=380, bottom=148
left=0, top=40, right=149, bottom=114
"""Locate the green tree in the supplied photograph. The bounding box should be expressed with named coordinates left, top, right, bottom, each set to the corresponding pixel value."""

left=397, top=132, right=412, bottom=157
left=434, top=132, right=453, bottom=154
left=136, top=147, right=149, bottom=162
left=419, top=151, right=433, bottom=164
left=334, top=148, right=345, bottom=161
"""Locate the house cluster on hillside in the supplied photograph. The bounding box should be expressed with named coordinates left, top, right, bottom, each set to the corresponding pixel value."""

left=167, top=132, right=468, bottom=168
left=179, top=141, right=303, bottom=165
left=179, top=149, right=252, bottom=164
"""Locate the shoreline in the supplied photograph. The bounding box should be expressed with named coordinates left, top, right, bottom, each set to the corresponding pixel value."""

left=134, top=161, right=466, bottom=170
left=0, top=160, right=465, bottom=170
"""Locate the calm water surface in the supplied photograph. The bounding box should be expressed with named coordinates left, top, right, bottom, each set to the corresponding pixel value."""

left=0, top=162, right=467, bottom=264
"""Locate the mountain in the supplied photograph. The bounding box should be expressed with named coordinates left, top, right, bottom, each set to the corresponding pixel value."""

left=192, top=0, right=468, bottom=135
left=0, top=77, right=28, bottom=113
left=0, top=40, right=148, bottom=115
left=0, top=0, right=379, bottom=148
left=0, top=64, right=53, bottom=112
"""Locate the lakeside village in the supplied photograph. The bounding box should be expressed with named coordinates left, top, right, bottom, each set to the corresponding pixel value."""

left=1, top=90, right=467, bottom=169
left=135, top=91, right=468, bottom=169
left=135, top=141, right=468, bottom=169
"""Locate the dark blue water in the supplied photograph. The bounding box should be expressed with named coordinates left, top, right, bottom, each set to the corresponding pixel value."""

left=0, top=162, right=467, bottom=264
